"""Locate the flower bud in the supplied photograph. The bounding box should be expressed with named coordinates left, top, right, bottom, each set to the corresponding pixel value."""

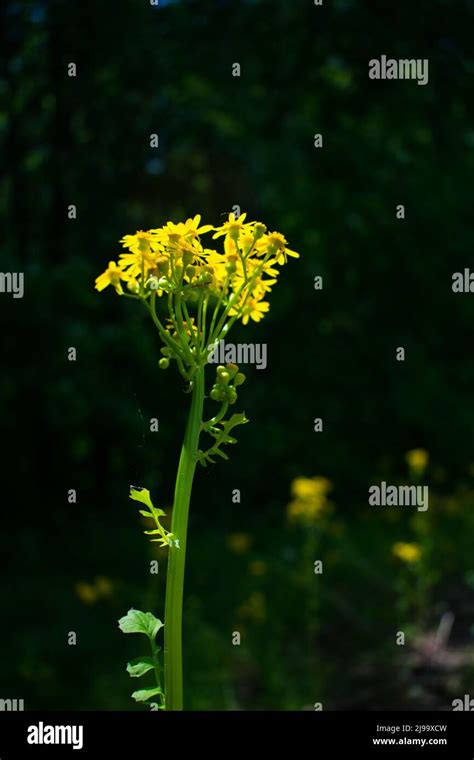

left=159, top=358, right=170, bottom=369
left=182, top=250, right=194, bottom=268
left=234, top=372, right=246, bottom=386
left=254, top=223, right=267, bottom=240
left=227, top=388, right=238, bottom=404
left=226, top=363, right=238, bottom=378
left=217, top=366, right=230, bottom=383
left=156, top=255, right=170, bottom=275
left=127, top=279, right=140, bottom=295
left=210, top=388, right=221, bottom=401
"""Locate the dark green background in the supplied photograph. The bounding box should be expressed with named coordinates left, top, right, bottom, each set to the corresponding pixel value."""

left=1, top=0, right=474, bottom=709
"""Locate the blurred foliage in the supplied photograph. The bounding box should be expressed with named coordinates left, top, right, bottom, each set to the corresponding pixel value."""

left=1, top=0, right=474, bottom=709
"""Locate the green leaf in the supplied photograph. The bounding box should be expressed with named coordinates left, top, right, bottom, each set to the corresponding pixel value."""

left=129, top=486, right=153, bottom=509
left=198, top=413, right=249, bottom=466
left=138, top=506, right=167, bottom=521
left=126, top=656, right=156, bottom=678
left=118, top=608, right=163, bottom=640
left=131, top=686, right=163, bottom=703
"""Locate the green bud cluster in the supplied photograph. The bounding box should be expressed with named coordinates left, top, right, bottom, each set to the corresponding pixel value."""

left=159, top=345, right=174, bottom=369
left=209, top=363, right=245, bottom=405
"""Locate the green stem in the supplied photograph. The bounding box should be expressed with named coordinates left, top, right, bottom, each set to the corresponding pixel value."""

left=151, top=640, right=165, bottom=709
left=164, top=365, right=205, bottom=710
left=202, top=401, right=228, bottom=431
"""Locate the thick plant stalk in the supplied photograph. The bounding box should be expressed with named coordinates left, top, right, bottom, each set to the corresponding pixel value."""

left=164, top=366, right=205, bottom=710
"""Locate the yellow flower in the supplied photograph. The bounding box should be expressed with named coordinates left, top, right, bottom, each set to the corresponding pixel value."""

left=264, top=231, right=299, bottom=264
left=76, top=576, right=114, bottom=605
left=152, top=215, right=213, bottom=245
left=227, top=532, right=253, bottom=554
left=291, top=476, right=332, bottom=499
left=252, top=277, right=277, bottom=295
left=223, top=234, right=240, bottom=259
left=288, top=497, right=327, bottom=522
left=95, top=261, right=131, bottom=295
left=120, top=230, right=161, bottom=254
left=75, top=582, right=97, bottom=605
left=392, top=542, right=422, bottom=563
left=95, top=216, right=300, bottom=325
left=405, top=448, right=429, bottom=475
left=118, top=248, right=160, bottom=279
left=199, top=250, right=227, bottom=287
left=213, top=212, right=254, bottom=241
left=287, top=476, right=332, bottom=523
left=230, top=293, right=270, bottom=325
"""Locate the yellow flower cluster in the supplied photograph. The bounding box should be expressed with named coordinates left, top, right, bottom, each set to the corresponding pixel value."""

left=287, top=476, right=332, bottom=523
left=95, top=214, right=299, bottom=326
left=392, top=542, right=422, bottom=564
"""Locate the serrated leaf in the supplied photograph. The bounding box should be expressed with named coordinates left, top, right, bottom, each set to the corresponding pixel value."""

left=131, top=686, right=163, bottom=703
left=129, top=486, right=153, bottom=509
left=118, top=608, right=163, bottom=640
left=198, top=412, right=249, bottom=466
left=126, top=656, right=155, bottom=678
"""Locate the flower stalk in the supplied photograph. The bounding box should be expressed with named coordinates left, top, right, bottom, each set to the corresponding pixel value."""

left=96, top=212, right=299, bottom=709
left=164, top=366, right=205, bottom=710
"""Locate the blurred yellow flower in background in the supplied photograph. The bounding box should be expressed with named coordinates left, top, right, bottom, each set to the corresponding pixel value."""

left=405, top=448, right=429, bottom=476
left=392, top=542, right=422, bottom=564
left=291, top=476, right=332, bottom=499
left=287, top=476, right=332, bottom=523
left=76, top=575, right=114, bottom=605
left=227, top=533, right=253, bottom=554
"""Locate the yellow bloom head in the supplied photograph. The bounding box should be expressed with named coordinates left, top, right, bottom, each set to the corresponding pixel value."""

left=287, top=476, right=332, bottom=524
left=95, top=214, right=299, bottom=377
left=405, top=448, right=429, bottom=475
left=392, top=542, right=422, bottom=564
